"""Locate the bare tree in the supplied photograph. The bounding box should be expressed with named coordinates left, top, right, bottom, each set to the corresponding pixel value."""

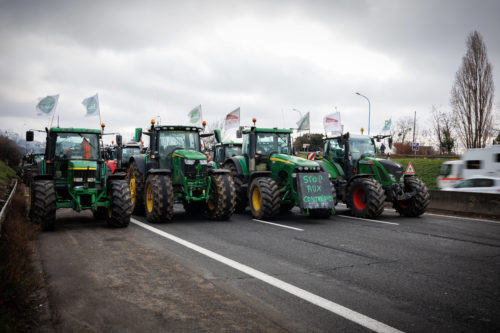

left=451, top=31, right=495, bottom=148
left=430, top=105, right=455, bottom=154
left=392, top=116, right=413, bottom=143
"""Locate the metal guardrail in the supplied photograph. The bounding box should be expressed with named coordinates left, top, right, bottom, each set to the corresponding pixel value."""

left=0, top=179, right=18, bottom=237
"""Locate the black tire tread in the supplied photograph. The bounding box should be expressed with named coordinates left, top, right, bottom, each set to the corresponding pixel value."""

left=249, top=177, right=280, bottom=220
left=128, top=162, right=145, bottom=215
left=32, top=180, right=57, bottom=231
left=347, top=177, right=385, bottom=218
left=207, top=174, right=236, bottom=220
left=393, top=177, right=430, bottom=217
left=107, top=180, right=132, bottom=227
left=225, top=162, right=247, bottom=213
left=144, top=174, right=174, bottom=223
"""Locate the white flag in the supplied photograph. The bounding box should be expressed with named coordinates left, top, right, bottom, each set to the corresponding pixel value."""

left=36, top=94, right=59, bottom=116
left=188, top=105, right=202, bottom=125
left=225, top=107, right=240, bottom=129
left=82, top=94, right=100, bottom=117
left=323, top=112, right=341, bottom=133
left=296, top=112, right=310, bottom=131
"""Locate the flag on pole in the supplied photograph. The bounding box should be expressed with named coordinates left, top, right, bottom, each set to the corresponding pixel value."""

left=296, top=112, right=310, bottom=131
left=225, top=107, right=240, bottom=129
left=382, top=118, right=392, bottom=133
left=188, top=105, right=202, bottom=125
left=36, top=94, right=59, bottom=116
left=82, top=94, right=100, bottom=117
left=323, top=112, right=341, bottom=133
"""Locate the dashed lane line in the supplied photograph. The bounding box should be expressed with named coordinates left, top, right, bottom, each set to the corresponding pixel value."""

left=338, top=215, right=400, bottom=225
left=252, top=219, right=304, bottom=231
left=131, top=218, right=403, bottom=333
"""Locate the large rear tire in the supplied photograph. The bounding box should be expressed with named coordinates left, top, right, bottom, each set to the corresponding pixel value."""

left=249, top=177, right=280, bottom=220
left=347, top=177, right=385, bottom=218
left=144, top=174, right=174, bottom=223
left=32, top=180, right=57, bottom=231
left=393, top=177, right=430, bottom=217
left=128, top=162, right=145, bottom=215
left=106, top=180, right=132, bottom=228
left=225, top=162, right=247, bottom=213
left=207, top=173, right=236, bottom=221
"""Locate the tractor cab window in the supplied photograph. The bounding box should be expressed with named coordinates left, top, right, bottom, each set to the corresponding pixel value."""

left=224, top=145, right=241, bottom=158
left=348, top=136, right=376, bottom=162
left=256, top=133, right=290, bottom=155
left=159, top=130, right=200, bottom=156
left=122, top=147, right=140, bottom=161
left=55, top=133, right=99, bottom=160
left=327, top=140, right=345, bottom=161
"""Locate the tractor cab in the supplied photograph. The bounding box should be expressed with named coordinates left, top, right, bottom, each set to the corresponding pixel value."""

left=242, top=128, right=292, bottom=171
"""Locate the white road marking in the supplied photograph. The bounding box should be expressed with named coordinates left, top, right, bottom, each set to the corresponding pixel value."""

left=339, top=215, right=400, bottom=225
left=424, top=213, right=500, bottom=224
left=252, top=219, right=304, bottom=231
left=131, top=218, right=403, bottom=333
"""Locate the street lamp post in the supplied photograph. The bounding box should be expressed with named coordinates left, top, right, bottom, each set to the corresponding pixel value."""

left=355, top=92, right=371, bottom=136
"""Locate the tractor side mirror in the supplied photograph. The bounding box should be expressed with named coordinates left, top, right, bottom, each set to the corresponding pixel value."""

left=388, top=137, right=393, bottom=149
left=135, top=128, right=142, bottom=142
left=236, top=127, right=242, bottom=139
left=214, top=129, right=222, bottom=143
left=116, top=135, right=122, bottom=146
left=26, top=131, right=34, bottom=142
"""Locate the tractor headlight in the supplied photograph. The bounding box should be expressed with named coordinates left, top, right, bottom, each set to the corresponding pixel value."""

left=199, top=160, right=208, bottom=165
left=297, top=166, right=304, bottom=171
left=184, top=159, right=195, bottom=165
left=305, top=167, right=309, bottom=171
left=74, top=177, right=83, bottom=182
left=87, top=177, right=95, bottom=182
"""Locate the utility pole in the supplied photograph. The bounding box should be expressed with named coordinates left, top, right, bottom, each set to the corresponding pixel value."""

left=413, top=111, right=416, bottom=156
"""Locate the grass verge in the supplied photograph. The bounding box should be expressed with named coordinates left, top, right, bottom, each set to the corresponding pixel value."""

left=0, top=161, right=16, bottom=186
left=0, top=184, right=42, bottom=332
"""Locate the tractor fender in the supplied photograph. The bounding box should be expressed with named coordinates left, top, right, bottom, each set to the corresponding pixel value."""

left=129, top=155, right=146, bottom=175
left=248, top=171, right=272, bottom=184
left=347, top=174, right=375, bottom=186
left=209, top=168, right=230, bottom=175
left=225, top=157, right=244, bottom=176
left=147, top=168, right=172, bottom=175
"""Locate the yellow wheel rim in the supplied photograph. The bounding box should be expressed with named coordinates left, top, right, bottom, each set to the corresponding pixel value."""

left=252, top=187, right=261, bottom=211
left=108, top=207, right=113, bottom=219
left=130, top=174, right=136, bottom=204
left=146, top=184, right=153, bottom=213
left=207, top=199, right=215, bottom=211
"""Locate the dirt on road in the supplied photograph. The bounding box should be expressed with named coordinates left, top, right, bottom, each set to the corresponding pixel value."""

left=37, top=209, right=293, bottom=333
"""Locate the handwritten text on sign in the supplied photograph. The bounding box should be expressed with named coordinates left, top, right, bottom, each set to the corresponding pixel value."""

left=297, top=172, right=334, bottom=210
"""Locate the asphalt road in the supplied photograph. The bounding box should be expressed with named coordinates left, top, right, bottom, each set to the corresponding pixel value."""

left=36, top=205, right=500, bottom=333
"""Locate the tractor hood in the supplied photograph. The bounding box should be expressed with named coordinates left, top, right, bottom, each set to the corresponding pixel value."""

left=270, top=154, right=319, bottom=167
left=376, top=158, right=404, bottom=178
left=68, top=160, right=97, bottom=170
left=172, top=150, right=207, bottom=160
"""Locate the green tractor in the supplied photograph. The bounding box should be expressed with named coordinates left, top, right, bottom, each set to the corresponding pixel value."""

left=25, top=127, right=132, bottom=230
left=127, top=120, right=235, bottom=222
left=210, top=129, right=242, bottom=168
left=320, top=133, right=429, bottom=218
left=224, top=123, right=335, bottom=219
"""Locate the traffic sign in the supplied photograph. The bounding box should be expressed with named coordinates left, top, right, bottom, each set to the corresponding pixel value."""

left=405, top=161, right=416, bottom=175
left=412, top=142, right=419, bottom=151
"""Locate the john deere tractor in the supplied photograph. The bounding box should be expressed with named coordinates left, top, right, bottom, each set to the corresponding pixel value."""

left=320, top=133, right=429, bottom=218
left=25, top=127, right=132, bottom=230
left=210, top=129, right=242, bottom=168
left=127, top=120, right=235, bottom=221
left=224, top=122, right=335, bottom=219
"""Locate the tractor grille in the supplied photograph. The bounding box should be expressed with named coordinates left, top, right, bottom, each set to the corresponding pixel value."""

left=72, top=168, right=97, bottom=188
left=378, top=160, right=403, bottom=181
left=181, top=160, right=208, bottom=178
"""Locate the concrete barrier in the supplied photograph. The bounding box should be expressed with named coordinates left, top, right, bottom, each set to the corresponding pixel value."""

left=428, top=190, right=500, bottom=218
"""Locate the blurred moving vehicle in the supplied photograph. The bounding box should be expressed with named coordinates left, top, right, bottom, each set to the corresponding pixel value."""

left=442, top=175, right=500, bottom=194
left=437, top=160, right=464, bottom=189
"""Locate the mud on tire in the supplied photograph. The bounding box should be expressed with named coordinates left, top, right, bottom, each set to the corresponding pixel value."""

left=347, top=177, right=385, bottom=218
left=128, top=162, right=145, bottom=215
left=249, top=177, right=280, bottom=220
left=32, top=180, right=57, bottom=231
left=393, top=177, right=430, bottom=217
left=225, top=162, right=247, bottom=213
left=106, top=180, right=132, bottom=228
left=144, top=174, right=174, bottom=223
left=207, top=173, right=236, bottom=221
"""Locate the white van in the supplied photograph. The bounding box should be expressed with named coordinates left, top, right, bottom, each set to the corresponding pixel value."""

left=437, top=145, right=500, bottom=189
left=437, top=160, right=464, bottom=189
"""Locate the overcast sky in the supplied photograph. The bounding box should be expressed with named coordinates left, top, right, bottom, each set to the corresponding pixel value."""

left=1, top=0, right=499, bottom=143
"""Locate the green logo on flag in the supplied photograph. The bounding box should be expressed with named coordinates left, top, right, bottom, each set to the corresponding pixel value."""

left=86, top=96, right=98, bottom=115
left=38, top=96, right=56, bottom=114
left=188, top=105, right=201, bottom=124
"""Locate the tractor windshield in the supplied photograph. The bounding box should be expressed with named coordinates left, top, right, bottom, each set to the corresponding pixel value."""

left=255, top=133, right=291, bottom=155
left=159, top=130, right=200, bottom=156
left=349, top=136, right=376, bottom=162
left=224, top=146, right=241, bottom=158
left=122, top=146, right=141, bottom=161
left=55, top=133, right=99, bottom=160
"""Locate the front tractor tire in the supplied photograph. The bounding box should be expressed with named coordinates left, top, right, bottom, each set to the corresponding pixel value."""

left=207, top=174, right=236, bottom=221
left=144, top=174, right=174, bottom=223
left=393, top=177, right=430, bottom=217
left=32, top=180, right=57, bottom=231
left=128, top=162, right=145, bottom=215
left=347, top=177, right=385, bottom=219
left=225, top=162, right=247, bottom=213
left=106, top=180, right=133, bottom=228
left=249, top=177, right=280, bottom=220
